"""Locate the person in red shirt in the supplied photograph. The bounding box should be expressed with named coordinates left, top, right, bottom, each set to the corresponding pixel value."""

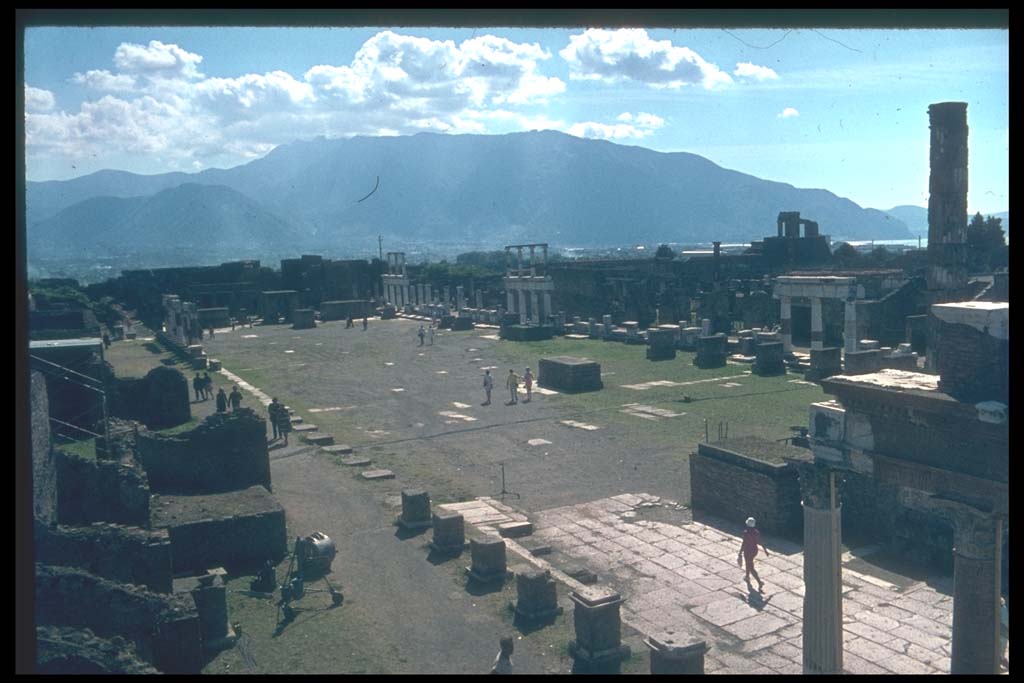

left=738, top=516, right=769, bottom=591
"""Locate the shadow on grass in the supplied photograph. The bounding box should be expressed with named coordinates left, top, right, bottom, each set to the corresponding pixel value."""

left=160, top=358, right=178, bottom=366
left=512, top=610, right=561, bottom=635
left=426, top=547, right=464, bottom=566
left=393, top=525, right=430, bottom=541
left=143, top=341, right=165, bottom=354
left=464, top=575, right=507, bottom=597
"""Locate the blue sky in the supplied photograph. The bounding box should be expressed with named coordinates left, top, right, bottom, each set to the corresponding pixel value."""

left=24, top=26, right=1008, bottom=213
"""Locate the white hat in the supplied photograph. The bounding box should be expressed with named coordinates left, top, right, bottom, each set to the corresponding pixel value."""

left=746, top=517, right=756, bottom=527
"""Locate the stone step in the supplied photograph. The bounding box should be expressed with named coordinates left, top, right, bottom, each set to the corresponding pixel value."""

left=361, top=469, right=395, bottom=480
left=292, top=423, right=319, bottom=433
left=339, top=457, right=372, bottom=467
left=498, top=521, right=534, bottom=538
left=321, top=444, right=354, bottom=455
left=290, top=416, right=304, bottom=424
left=304, top=433, right=334, bottom=446
left=565, top=566, right=599, bottom=585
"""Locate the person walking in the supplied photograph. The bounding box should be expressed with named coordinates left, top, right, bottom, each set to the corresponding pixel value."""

left=202, top=372, right=213, bottom=399
left=229, top=385, right=243, bottom=411
left=417, top=325, right=426, bottom=346
left=482, top=369, right=494, bottom=405
left=215, top=387, right=228, bottom=413
left=193, top=372, right=204, bottom=402
left=506, top=369, right=519, bottom=405
left=522, top=368, right=534, bottom=402
left=277, top=405, right=292, bottom=445
left=490, top=636, right=514, bottom=674
left=268, top=398, right=282, bottom=441
left=208, top=326, right=215, bottom=339
left=362, top=316, right=368, bottom=330
left=738, top=517, right=770, bottom=592
left=428, top=323, right=434, bottom=345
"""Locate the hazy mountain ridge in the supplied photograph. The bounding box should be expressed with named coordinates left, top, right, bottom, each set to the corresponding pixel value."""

left=881, top=205, right=1009, bottom=237
left=27, top=131, right=917, bottom=259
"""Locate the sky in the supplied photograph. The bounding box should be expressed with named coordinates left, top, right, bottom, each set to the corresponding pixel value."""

left=23, top=24, right=1009, bottom=214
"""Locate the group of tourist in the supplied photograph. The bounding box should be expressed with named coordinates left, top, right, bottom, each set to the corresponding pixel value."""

left=214, top=385, right=244, bottom=414
left=416, top=323, right=435, bottom=346
left=345, top=315, right=370, bottom=330
left=192, top=372, right=215, bottom=402
left=267, top=397, right=293, bottom=445
left=481, top=368, right=534, bottom=406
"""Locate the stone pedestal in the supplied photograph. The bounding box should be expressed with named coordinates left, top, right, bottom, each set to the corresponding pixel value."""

left=623, top=321, right=642, bottom=344
left=190, top=574, right=236, bottom=652
left=397, top=489, right=432, bottom=530
left=694, top=334, right=727, bottom=368
left=513, top=568, right=562, bottom=621
left=794, top=463, right=843, bottom=675
left=738, top=336, right=757, bottom=356
left=568, top=587, right=630, bottom=673
left=466, top=537, right=508, bottom=583
left=291, top=308, right=316, bottom=330
left=645, top=634, right=708, bottom=674
left=646, top=328, right=677, bottom=360
left=430, top=510, right=465, bottom=554
left=700, top=318, right=712, bottom=336
left=806, top=347, right=842, bottom=381
left=843, top=349, right=882, bottom=375
left=753, top=341, right=786, bottom=376
left=680, top=327, right=701, bottom=351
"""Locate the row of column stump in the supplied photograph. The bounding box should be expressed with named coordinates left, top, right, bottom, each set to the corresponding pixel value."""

left=394, top=488, right=708, bottom=673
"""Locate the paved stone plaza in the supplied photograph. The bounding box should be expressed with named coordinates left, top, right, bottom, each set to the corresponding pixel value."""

left=441, top=493, right=982, bottom=675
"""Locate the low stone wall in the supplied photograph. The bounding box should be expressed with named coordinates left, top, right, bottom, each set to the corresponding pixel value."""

left=35, top=523, right=173, bottom=594
left=690, top=438, right=803, bottom=536
left=136, top=408, right=271, bottom=494
left=933, top=317, right=1009, bottom=403
left=150, top=486, right=288, bottom=573
left=34, top=564, right=203, bottom=674
left=538, top=356, right=603, bottom=392
left=55, top=451, right=150, bottom=528
left=36, top=626, right=160, bottom=675
left=110, top=365, right=191, bottom=429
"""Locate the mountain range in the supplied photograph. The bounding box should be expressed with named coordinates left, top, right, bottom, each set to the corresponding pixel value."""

left=27, top=130, right=925, bottom=261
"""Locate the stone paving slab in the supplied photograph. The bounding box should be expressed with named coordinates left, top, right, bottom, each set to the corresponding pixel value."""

left=292, top=423, right=319, bottom=432
left=441, top=491, right=1001, bottom=675
left=360, top=469, right=395, bottom=480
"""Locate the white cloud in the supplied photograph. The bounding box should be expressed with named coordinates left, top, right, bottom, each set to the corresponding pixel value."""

left=25, top=85, right=55, bottom=112
left=567, top=111, right=666, bottom=141
left=72, top=69, right=137, bottom=92
left=113, top=40, right=203, bottom=79
left=560, top=29, right=732, bottom=90
left=26, top=31, right=569, bottom=171
left=778, top=107, right=800, bottom=118
left=734, top=62, right=779, bottom=81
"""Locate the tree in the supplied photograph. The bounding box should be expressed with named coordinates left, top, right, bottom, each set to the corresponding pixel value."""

left=833, top=242, right=860, bottom=266
left=967, top=212, right=1007, bottom=271
left=654, top=244, right=676, bottom=259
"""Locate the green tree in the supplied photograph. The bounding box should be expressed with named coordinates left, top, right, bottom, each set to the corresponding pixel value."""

left=967, top=212, right=1007, bottom=271
left=833, top=242, right=860, bottom=266
left=654, top=244, right=676, bottom=259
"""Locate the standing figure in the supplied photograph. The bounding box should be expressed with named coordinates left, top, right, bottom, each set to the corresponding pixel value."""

left=208, top=326, right=215, bottom=339
left=522, top=368, right=534, bottom=402
left=346, top=315, right=354, bottom=329
left=193, top=372, right=204, bottom=402
left=506, top=369, right=519, bottom=405
left=268, top=398, right=282, bottom=441
left=362, top=316, right=368, bottom=330
left=737, top=517, right=770, bottom=592
left=490, top=636, right=514, bottom=674
left=417, top=325, right=426, bottom=346
left=102, top=332, right=111, bottom=349
left=202, top=372, right=213, bottom=399
left=215, top=388, right=228, bottom=413
left=482, top=369, right=494, bottom=406
left=428, top=324, right=435, bottom=345
left=229, top=385, right=243, bottom=411
left=277, top=405, right=292, bottom=445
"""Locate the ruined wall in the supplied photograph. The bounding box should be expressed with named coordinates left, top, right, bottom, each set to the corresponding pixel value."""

left=34, top=564, right=202, bottom=674
left=35, top=523, right=173, bottom=594
left=873, top=278, right=928, bottom=346
left=110, top=365, right=191, bottom=429
left=36, top=626, right=160, bottom=675
left=690, top=444, right=802, bottom=536
left=164, top=505, right=288, bottom=574
left=136, top=408, right=271, bottom=494
left=32, top=370, right=58, bottom=526
left=932, top=319, right=1009, bottom=404
left=55, top=450, right=150, bottom=527
left=320, top=299, right=375, bottom=321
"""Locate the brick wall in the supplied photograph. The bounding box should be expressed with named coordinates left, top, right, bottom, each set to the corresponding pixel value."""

left=35, top=523, right=173, bottom=594
left=34, top=564, right=202, bottom=674
left=164, top=506, right=288, bottom=573
left=932, top=318, right=1009, bottom=403
left=690, top=445, right=802, bottom=536
left=136, top=408, right=271, bottom=494
left=55, top=451, right=150, bottom=527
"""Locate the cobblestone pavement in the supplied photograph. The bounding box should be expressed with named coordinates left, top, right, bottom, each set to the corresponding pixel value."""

left=443, top=493, right=1009, bottom=675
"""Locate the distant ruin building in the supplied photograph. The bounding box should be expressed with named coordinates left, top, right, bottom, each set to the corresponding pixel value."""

left=747, top=211, right=832, bottom=270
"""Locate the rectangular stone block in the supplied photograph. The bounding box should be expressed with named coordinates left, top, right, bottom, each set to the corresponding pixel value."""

left=694, top=334, right=727, bottom=368
left=361, top=469, right=395, bottom=480
left=431, top=510, right=465, bottom=553
left=538, top=356, right=603, bottom=393
left=468, top=536, right=507, bottom=582
left=399, top=489, right=432, bottom=529
left=806, top=347, right=843, bottom=381
left=498, top=521, right=534, bottom=538
left=753, top=341, right=786, bottom=376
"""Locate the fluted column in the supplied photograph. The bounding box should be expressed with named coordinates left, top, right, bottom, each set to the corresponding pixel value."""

left=810, top=296, right=824, bottom=350
left=517, top=289, right=528, bottom=324
left=780, top=295, right=792, bottom=352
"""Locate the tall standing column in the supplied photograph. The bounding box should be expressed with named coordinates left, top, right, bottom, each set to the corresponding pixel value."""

left=794, top=462, right=843, bottom=674
left=425, top=284, right=433, bottom=304
left=530, top=290, right=540, bottom=324
left=543, top=291, right=552, bottom=325
left=517, top=247, right=524, bottom=273
left=507, top=289, right=516, bottom=315
left=926, top=102, right=969, bottom=293
left=529, top=245, right=536, bottom=276
left=931, top=498, right=1003, bottom=674
left=810, top=296, right=824, bottom=350
left=844, top=300, right=858, bottom=353
left=517, top=289, right=528, bottom=325
left=780, top=296, right=792, bottom=353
